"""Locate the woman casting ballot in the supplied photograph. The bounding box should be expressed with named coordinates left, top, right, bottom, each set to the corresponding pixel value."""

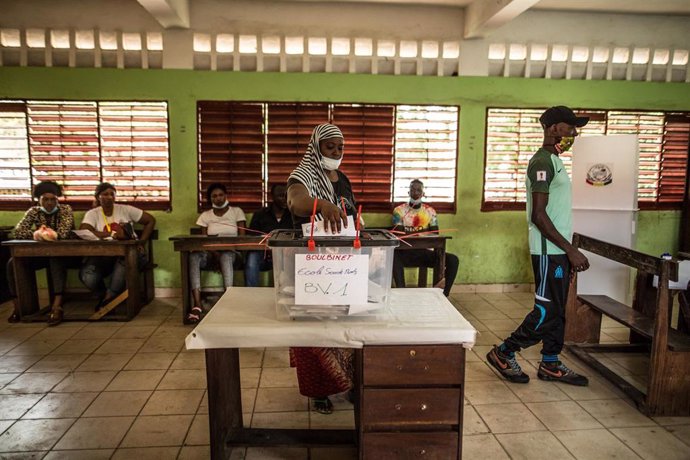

left=286, top=123, right=359, bottom=414
left=287, top=123, right=357, bottom=234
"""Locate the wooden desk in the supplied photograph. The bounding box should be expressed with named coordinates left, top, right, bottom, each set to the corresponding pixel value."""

left=186, top=287, right=476, bottom=459
left=169, top=235, right=267, bottom=324
left=396, top=235, right=450, bottom=287
left=2, top=239, right=150, bottom=322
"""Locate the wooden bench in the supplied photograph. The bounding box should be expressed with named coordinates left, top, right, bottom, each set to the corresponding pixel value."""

left=565, top=233, right=690, bottom=416
left=0, top=226, right=13, bottom=303
left=4, top=229, right=158, bottom=322
left=58, top=228, right=159, bottom=314
left=169, top=234, right=267, bottom=324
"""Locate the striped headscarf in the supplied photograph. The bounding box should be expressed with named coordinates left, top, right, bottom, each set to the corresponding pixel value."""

left=288, top=123, right=344, bottom=205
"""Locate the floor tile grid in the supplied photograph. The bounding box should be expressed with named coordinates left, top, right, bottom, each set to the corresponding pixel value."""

left=0, top=302, right=198, bottom=457
left=2, top=294, right=690, bottom=459
left=458, top=293, right=690, bottom=460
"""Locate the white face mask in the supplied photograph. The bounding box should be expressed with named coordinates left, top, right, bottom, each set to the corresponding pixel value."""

left=40, top=206, right=59, bottom=215
left=320, top=156, right=342, bottom=171
left=409, top=198, right=423, bottom=206
left=212, top=200, right=229, bottom=210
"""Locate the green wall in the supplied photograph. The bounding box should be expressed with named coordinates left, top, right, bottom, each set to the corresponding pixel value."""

left=1, top=67, right=688, bottom=287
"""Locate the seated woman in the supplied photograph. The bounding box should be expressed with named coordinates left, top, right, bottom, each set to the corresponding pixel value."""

left=7, top=181, right=74, bottom=325
left=187, top=183, right=246, bottom=323
left=79, top=183, right=155, bottom=309
left=287, top=123, right=358, bottom=414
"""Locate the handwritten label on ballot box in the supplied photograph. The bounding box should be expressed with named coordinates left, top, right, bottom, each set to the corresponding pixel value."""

left=294, top=253, right=369, bottom=305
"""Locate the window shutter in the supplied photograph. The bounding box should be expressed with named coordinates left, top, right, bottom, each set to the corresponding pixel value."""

left=660, top=114, right=690, bottom=205
left=98, top=102, right=170, bottom=209
left=606, top=111, right=665, bottom=204
left=483, top=108, right=688, bottom=211
left=197, top=101, right=264, bottom=212
left=393, top=105, right=458, bottom=212
left=266, top=103, right=329, bottom=197
left=0, top=102, right=31, bottom=207
left=483, top=108, right=542, bottom=210
left=332, top=104, right=395, bottom=212
left=27, top=101, right=101, bottom=206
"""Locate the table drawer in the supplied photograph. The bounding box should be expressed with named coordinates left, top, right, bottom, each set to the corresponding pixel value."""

left=363, top=345, right=464, bottom=386
left=361, top=388, right=461, bottom=429
left=362, top=432, right=459, bottom=460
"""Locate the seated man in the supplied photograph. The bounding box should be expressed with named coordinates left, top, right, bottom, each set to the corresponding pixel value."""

left=392, top=179, right=458, bottom=297
left=244, top=183, right=293, bottom=286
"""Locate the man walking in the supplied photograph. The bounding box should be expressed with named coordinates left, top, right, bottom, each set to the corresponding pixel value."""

left=487, top=106, right=591, bottom=386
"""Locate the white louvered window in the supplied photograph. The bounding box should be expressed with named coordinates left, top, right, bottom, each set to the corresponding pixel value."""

left=197, top=102, right=460, bottom=213
left=393, top=106, right=458, bottom=212
left=483, top=108, right=689, bottom=210
left=0, top=100, right=171, bottom=210
left=0, top=103, right=30, bottom=202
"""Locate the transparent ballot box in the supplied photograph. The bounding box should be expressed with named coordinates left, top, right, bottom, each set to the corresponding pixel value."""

left=268, top=229, right=399, bottom=320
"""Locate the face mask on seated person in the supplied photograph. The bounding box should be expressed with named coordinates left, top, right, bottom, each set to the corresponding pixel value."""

left=212, top=200, right=229, bottom=210
left=320, top=156, right=342, bottom=171
left=409, top=198, right=423, bottom=206
left=40, top=206, right=59, bottom=215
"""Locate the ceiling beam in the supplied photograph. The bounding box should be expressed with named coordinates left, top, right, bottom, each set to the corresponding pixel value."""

left=464, top=0, right=539, bottom=39
left=137, top=0, right=190, bottom=29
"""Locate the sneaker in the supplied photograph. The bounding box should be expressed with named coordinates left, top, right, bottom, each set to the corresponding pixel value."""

left=538, top=361, right=589, bottom=386
left=486, top=345, right=530, bottom=384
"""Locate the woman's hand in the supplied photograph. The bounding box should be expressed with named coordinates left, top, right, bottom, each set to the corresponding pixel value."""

left=320, top=201, right=347, bottom=234
left=112, top=227, right=126, bottom=240
left=33, top=225, right=58, bottom=242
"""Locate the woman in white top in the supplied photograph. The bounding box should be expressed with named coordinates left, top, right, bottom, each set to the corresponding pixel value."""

left=187, top=183, right=246, bottom=323
left=79, top=183, right=156, bottom=309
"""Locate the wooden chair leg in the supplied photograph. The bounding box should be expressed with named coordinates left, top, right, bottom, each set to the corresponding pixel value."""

left=417, top=267, right=428, bottom=287
left=678, top=291, right=690, bottom=334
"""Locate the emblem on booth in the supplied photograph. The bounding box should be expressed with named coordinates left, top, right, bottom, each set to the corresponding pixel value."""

left=585, top=163, right=613, bottom=186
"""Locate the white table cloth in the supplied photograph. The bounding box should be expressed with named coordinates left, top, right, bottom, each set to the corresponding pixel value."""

left=185, top=287, right=476, bottom=350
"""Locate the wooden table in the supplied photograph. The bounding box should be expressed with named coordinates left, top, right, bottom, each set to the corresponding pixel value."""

left=2, top=239, right=150, bottom=322
left=0, top=226, right=13, bottom=303
left=185, top=287, right=476, bottom=459
left=169, top=235, right=267, bottom=324
left=396, top=235, right=450, bottom=287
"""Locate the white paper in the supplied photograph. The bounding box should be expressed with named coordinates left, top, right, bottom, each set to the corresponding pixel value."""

left=72, top=229, right=100, bottom=241
left=301, top=215, right=357, bottom=237
left=294, top=253, right=369, bottom=305
left=348, top=302, right=383, bottom=315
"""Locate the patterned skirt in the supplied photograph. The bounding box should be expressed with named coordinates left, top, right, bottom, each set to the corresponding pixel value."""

left=289, top=347, right=353, bottom=397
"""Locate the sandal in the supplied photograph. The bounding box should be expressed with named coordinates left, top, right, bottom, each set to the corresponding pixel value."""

left=312, top=397, right=334, bottom=415
left=48, top=307, right=63, bottom=327
left=186, top=306, right=203, bottom=324
left=7, top=310, right=20, bottom=323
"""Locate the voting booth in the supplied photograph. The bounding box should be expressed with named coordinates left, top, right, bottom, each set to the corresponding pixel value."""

left=572, top=134, right=639, bottom=304
left=268, top=229, right=399, bottom=319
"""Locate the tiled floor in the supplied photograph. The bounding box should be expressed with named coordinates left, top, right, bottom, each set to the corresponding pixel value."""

left=0, top=292, right=689, bottom=459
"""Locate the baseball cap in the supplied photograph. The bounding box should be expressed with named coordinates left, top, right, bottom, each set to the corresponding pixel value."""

left=539, top=106, right=589, bottom=128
